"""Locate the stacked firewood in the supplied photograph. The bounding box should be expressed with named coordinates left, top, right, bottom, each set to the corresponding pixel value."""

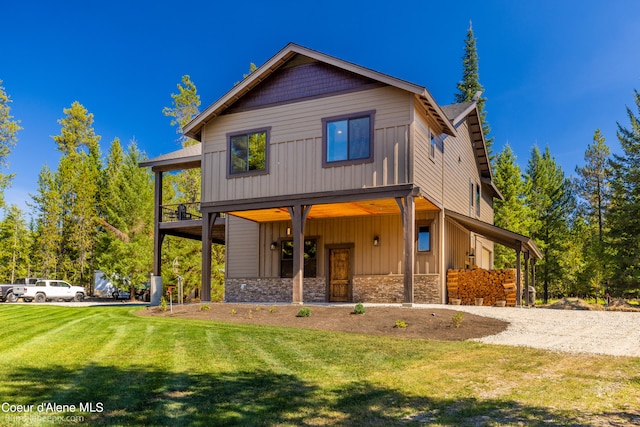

left=447, top=268, right=517, bottom=306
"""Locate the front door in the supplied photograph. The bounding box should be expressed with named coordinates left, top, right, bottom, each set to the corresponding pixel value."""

left=329, top=248, right=351, bottom=302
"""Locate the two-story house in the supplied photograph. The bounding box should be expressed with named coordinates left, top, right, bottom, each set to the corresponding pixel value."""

left=142, top=43, right=541, bottom=306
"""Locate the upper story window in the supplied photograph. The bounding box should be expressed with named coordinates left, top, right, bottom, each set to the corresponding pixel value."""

left=228, top=127, right=271, bottom=177
left=475, top=183, right=481, bottom=217
left=322, top=110, right=375, bottom=167
left=430, top=133, right=436, bottom=158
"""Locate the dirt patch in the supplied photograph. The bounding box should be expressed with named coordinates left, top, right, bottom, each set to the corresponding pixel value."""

left=140, top=303, right=508, bottom=341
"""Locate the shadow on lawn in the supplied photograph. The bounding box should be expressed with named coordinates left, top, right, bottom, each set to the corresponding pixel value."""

left=2, top=364, right=631, bottom=426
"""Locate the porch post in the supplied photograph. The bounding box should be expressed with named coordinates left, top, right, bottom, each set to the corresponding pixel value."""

left=524, top=251, right=530, bottom=306
left=515, top=242, right=522, bottom=307
left=531, top=258, right=537, bottom=304
left=396, top=195, right=415, bottom=306
left=153, top=171, right=163, bottom=276
left=201, top=211, right=219, bottom=303
left=289, top=205, right=311, bottom=304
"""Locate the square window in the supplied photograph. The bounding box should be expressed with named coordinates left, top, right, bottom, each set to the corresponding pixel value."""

left=418, top=225, right=431, bottom=252
left=323, top=111, right=375, bottom=166
left=228, top=128, right=270, bottom=176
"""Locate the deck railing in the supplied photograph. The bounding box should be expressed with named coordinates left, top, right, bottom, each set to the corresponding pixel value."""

left=160, top=203, right=203, bottom=223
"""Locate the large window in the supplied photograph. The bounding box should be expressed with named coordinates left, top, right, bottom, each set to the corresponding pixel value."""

left=417, top=225, right=431, bottom=252
left=322, top=110, right=375, bottom=166
left=228, top=127, right=270, bottom=176
left=280, top=239, right=318, bottom=278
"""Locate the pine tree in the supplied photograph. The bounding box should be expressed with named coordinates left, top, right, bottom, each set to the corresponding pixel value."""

left=30, top=165, right=63, bottom=277
left=525, top=146, right=574, bottom=302
left=574, top=130, right=612, bottom=297
left=0, top=81, right=21, bottom=207
left=493, top=144, right=532, bottom=268
left=96, top=139, right=154, bottom=298
left=607, top=90, right=640, bottom=295
left=52, top=102, right=102, bottom=286
left=455, top=22, right=493, bottom=154
left=0, top=205, right=31, bottom=282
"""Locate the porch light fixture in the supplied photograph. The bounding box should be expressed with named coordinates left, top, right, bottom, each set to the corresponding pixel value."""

left=373, top=236, right=380, bottom=246
left=270, top=242, right=278, bottom=250
left=286, top=227, right=291, bottom=236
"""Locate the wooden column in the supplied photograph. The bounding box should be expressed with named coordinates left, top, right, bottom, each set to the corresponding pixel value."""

left=153, top=171, right=163, bottom=276
left=201, top=211, right=219, bottom=303
left=531, top=258, right=537, bottom=304
left=288, top=205, right=311, bottom=304
left=524, top=251, right=530, bottom=306
left=515, top=242, right=522, bottom=307
left=396, top=195, right=415, bottom=306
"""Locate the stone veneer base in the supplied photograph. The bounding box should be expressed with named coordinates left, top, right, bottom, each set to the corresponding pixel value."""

left=225, top=275, right=441, bottom=304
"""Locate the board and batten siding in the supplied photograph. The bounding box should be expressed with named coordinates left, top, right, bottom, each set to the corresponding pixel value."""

left=253, top=211, right=440, bottom=279
left=412, top=106, right=444, bottom=206
left=226, top=215, right=259, bottom=278
left=201, top=86, right=412, bottom=203
left=441, top=120, right=493, bottom=221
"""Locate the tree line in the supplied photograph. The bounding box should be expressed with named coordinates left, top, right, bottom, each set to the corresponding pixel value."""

left=0, top=77, right=224, bottom=299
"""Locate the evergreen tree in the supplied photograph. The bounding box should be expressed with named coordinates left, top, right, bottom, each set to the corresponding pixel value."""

left=30, top=165, right=63, bottom=277
left=162, top=75, right=224, bottom=300
left=455, top=22, right=493, bottom=154
left=52, top=102, right=102, bottom=286
left=0, top=81, right=21, bottom=207
left=525, top=146, right=574, bottom=302
left=96, top=139, right=154, bottom=299
left=0, top=205, right=31, bottom=282
left=493, top=144, right=532, bottom=268
left=574, top=130, right=612, bottom=297
left=607, top=90, right=640, bottom=296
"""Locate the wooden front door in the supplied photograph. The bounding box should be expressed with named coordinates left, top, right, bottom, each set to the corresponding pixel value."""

left=329, top=248, right=351, bottom=302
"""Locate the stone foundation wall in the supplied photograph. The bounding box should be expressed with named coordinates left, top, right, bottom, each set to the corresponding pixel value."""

left=225, top=278, right=326, bottom=303
left=353, top=275, right=441, bottom=303
left=226, top=275, right=441, bottom=304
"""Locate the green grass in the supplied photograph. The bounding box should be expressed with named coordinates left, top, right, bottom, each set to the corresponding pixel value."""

left=0, top=305, right=639, bottom=426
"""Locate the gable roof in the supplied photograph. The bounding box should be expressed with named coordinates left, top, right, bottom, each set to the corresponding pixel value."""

left=183, top=43, right=457, bottom=141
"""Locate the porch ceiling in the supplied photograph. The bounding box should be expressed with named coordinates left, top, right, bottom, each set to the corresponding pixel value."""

left=229, top=196, right=439, bottom=223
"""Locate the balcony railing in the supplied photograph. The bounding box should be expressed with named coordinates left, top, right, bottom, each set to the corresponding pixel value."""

left=160, top=203, right=202, bottom=223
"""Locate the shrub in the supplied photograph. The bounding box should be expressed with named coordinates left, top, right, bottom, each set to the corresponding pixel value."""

left=296, top=307, right=311, bottom=317
left=394, top=320, right=407, bottom=328
left=200, top=304, right=211, bottom=311
left=160, top=297, right=168, bottom=312
left=353, top=302, right=366, bottom=315
left=230, top=309, right=237, bottom=315
left=452, top=312, right=464, bottom=328
left=269, top=306, right=276, bottom=313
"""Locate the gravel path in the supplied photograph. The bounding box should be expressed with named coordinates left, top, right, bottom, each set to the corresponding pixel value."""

left=418, top=305, right=640, bottom=357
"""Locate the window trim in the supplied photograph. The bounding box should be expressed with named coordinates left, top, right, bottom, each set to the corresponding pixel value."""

left=226, top=126, right=271, bottom=178
left=322, top=110, right=375, bottom=167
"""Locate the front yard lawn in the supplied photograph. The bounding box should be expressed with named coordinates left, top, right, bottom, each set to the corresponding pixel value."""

left=0, top=305, right=638, bottom=426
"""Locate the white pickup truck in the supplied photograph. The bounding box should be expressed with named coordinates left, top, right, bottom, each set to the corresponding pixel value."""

left=22, top=280, right=87, bottom=303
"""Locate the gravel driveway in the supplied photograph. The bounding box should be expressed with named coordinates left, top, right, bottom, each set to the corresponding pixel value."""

left=425, top=305, right=640, bottom=357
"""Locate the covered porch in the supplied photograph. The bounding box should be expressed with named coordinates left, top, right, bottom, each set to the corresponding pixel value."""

left=200, top=184, right=441, bottom=304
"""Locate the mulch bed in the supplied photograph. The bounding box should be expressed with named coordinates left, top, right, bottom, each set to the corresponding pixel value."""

left=140, top=303, right=509, bottom=341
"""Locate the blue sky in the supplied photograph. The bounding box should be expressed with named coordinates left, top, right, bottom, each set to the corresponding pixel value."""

left=2, top=0, right=640, bottom=212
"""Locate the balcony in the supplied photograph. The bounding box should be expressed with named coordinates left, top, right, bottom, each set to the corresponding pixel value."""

left=159, top=202, right=225, bottom=243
